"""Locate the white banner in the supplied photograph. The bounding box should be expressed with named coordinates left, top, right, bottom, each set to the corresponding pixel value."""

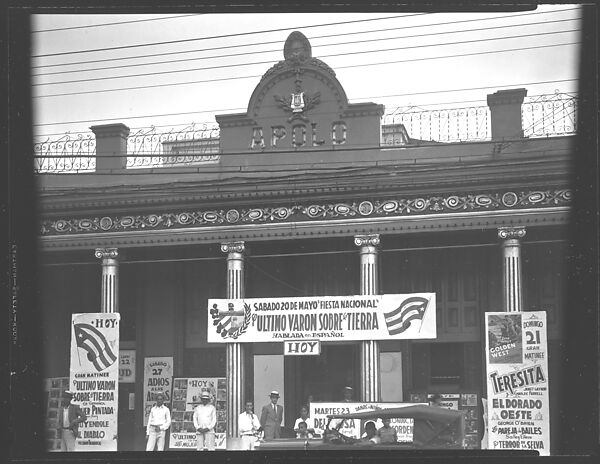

left=485, top=311, right=550, bottom=455
left=309, top=402, right=421, bottom=442
left=207, top=294, right=436, bottom=343
left=69, top=313, right=120, bottom=451
left=169, top=378, right=227, bottom=449
left=143, top=357, right=173, bottom=426
left=118, top=350, right=135, bottom=383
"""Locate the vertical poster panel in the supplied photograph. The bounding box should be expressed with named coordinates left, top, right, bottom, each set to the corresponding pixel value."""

left=486, top=311, right=550, bottom=455
left=118, top=350, right=136, bottom=383
left=143, top=357, right=173, bottom=425
left=44, top=377, right=69, bottom=452
left=69, top=313, right=120, bottom=451
left=169, top=377, right=227, bottom=449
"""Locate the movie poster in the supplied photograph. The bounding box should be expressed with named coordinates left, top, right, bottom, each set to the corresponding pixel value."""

left=485, top=311, right=550, bottom=455
left=169, top=377, right=227, bottom=449
left=143, top=357, right=173, bottom=426
left=69, top=313, right=120, bottom=451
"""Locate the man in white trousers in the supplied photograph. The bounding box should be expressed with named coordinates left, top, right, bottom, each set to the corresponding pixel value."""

left=146, top=393, right=171, bottom=451
left=239, top=401, right=262, bottom=450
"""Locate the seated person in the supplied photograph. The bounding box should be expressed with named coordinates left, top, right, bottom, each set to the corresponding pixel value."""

left=296, top=421, right=313, bottom=439
left=359, top=421, right=380, bottom=445
left=376, top=418, right=398, bottom=444
left=294, top=406, right=316, bottom=435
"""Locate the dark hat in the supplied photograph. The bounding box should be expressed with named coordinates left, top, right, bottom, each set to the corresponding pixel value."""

left=200, top=391, right=210, bottom=399
left=269, top=391, right=280, bottom=398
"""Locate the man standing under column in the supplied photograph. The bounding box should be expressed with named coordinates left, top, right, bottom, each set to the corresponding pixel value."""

left=57, top=390, right=87, bottom=452
left=238, top=401, right=262, bottom=450
left=145, top=393, right=171, bottom=451
left=260, top=391, right=283, bottom=439
left=193, top=391, right=216, bottom=451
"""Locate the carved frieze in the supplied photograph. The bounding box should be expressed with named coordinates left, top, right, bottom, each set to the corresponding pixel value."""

left=40, top=188, right=572, bottom=236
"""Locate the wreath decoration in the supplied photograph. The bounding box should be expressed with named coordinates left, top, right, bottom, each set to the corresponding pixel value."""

left=210, top=303, right=251, bottom=340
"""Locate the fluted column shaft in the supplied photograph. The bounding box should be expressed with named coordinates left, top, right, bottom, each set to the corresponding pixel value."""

left=221, top=241, right=245, bottom=439
left=94, top=248, right=119, bottom=313
left=354, top=234, right=381, bottom=402
left=498, top=227, right=526, bottom=312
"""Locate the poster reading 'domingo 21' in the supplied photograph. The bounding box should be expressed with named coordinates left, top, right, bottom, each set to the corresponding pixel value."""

left=485, top=312, right=550, bottom=455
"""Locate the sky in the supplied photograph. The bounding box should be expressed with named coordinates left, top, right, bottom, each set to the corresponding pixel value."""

left=30, top=5, right=583, bottom=140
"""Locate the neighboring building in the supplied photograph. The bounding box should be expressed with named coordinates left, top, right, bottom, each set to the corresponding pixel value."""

left=37, top=32, right=574, bottom=451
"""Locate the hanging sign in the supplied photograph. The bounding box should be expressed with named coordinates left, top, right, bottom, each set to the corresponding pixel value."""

left=485, top=311, right=550, bottom=455
left=310, top=402, right=421, bottom=442
left=169, top=377, right=227, bottom=449
left=284, top=339, right=321, bottom=355
left=143, top=357, right=173, bottom=426
left=69, top=313, right=120, bottom=451
left=207, top=294, right=436, bottom=343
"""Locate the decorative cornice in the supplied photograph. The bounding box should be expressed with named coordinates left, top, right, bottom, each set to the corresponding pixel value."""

left=40, top=188, right=572, bottom=237
left=221, top=241, right=245, bottom=254
left=497, top=226, right=527, bottom=240
left=94, top=247, right=119, bottom=259
left=354, top=234, right=380, bottom=247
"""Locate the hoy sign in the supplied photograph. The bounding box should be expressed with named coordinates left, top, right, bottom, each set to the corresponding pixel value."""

left=284, top=340, right=321, bottom=356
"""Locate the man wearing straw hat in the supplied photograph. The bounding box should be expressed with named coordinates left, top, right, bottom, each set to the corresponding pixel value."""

left=193, top=391, right=216, bottom=451
left=260, top=391, right=283, bottom=439
left=57, top=390, right=87, bottom=452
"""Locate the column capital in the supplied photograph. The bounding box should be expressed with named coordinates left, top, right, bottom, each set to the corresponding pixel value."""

left=497, top=226, right=526, bottom=241
left=221, top=241, right=245, bottom=254
left=94, top=247, right=119, bottom=260
left=354, top=234, right=380, bottom=247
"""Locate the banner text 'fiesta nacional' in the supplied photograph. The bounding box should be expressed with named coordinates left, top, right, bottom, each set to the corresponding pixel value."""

left=69, top=313, right=120, bottom=451
left=207, top=294, right=436, bottom=343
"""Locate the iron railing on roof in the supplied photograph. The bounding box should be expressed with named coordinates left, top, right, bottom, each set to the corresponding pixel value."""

left=33, top=92, right=578, bottom=173
left=126, top=123, right=220, bottom=169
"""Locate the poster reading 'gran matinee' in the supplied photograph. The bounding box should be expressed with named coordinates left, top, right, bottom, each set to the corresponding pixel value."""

left=485, top=311, right=550, bottom=455
left=69, top=313, right=120, bottom=451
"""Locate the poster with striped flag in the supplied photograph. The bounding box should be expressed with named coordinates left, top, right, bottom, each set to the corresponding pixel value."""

left=69, top=313, right=120, bottom=451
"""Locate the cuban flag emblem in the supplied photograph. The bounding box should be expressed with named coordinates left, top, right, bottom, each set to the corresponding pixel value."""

left=74, top=323, right=117, bottom=371
left=383, top=296, right=430, bottom=335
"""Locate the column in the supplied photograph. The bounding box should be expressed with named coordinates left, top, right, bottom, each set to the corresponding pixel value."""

left=354, top=234, right=381, bottom=402
left=221, top=241, right=245, bottom=438
left=94, top=247, right=119, bottom=313
left=497, top=227, right=526, bottom=312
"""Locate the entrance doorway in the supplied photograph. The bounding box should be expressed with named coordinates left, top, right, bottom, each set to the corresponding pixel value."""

left=284, top=343, right=359, bottom=428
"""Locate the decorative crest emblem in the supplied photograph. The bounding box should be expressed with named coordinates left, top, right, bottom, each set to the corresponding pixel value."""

left=209, top=302, right=251, bottom=339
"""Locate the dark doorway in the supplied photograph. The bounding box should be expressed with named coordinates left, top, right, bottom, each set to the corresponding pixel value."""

left=284, top=343, right=359, bottom=427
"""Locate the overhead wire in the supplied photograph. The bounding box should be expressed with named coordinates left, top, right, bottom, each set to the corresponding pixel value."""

left=31, top=82, right=577, bottom=135
left=32, top=41, right=580, bottom=99
left=31, top=14, right=424, bottom=58
left=31, top=14, right=201, bottom=33
left=31, top=7, right=580, bottom=72
left=32, top=16, right=581, bottom=77
left=33, top=28, right=581, bottom=86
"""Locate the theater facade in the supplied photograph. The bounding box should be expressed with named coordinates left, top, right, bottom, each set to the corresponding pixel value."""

left=37, top=32, right=574, bottom=451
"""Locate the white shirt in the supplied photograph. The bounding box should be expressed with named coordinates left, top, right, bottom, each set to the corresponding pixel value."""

left=193, top=403, right=216, bottom=431
left=238, top=412, right=261, bottom=435
left=294, top=417, right=311, bottom=430
left=146, top=404, right=171, bottom=434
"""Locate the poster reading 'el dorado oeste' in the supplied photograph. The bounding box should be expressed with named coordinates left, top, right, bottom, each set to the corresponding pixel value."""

left=485, top=311, right=550, bottom=455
